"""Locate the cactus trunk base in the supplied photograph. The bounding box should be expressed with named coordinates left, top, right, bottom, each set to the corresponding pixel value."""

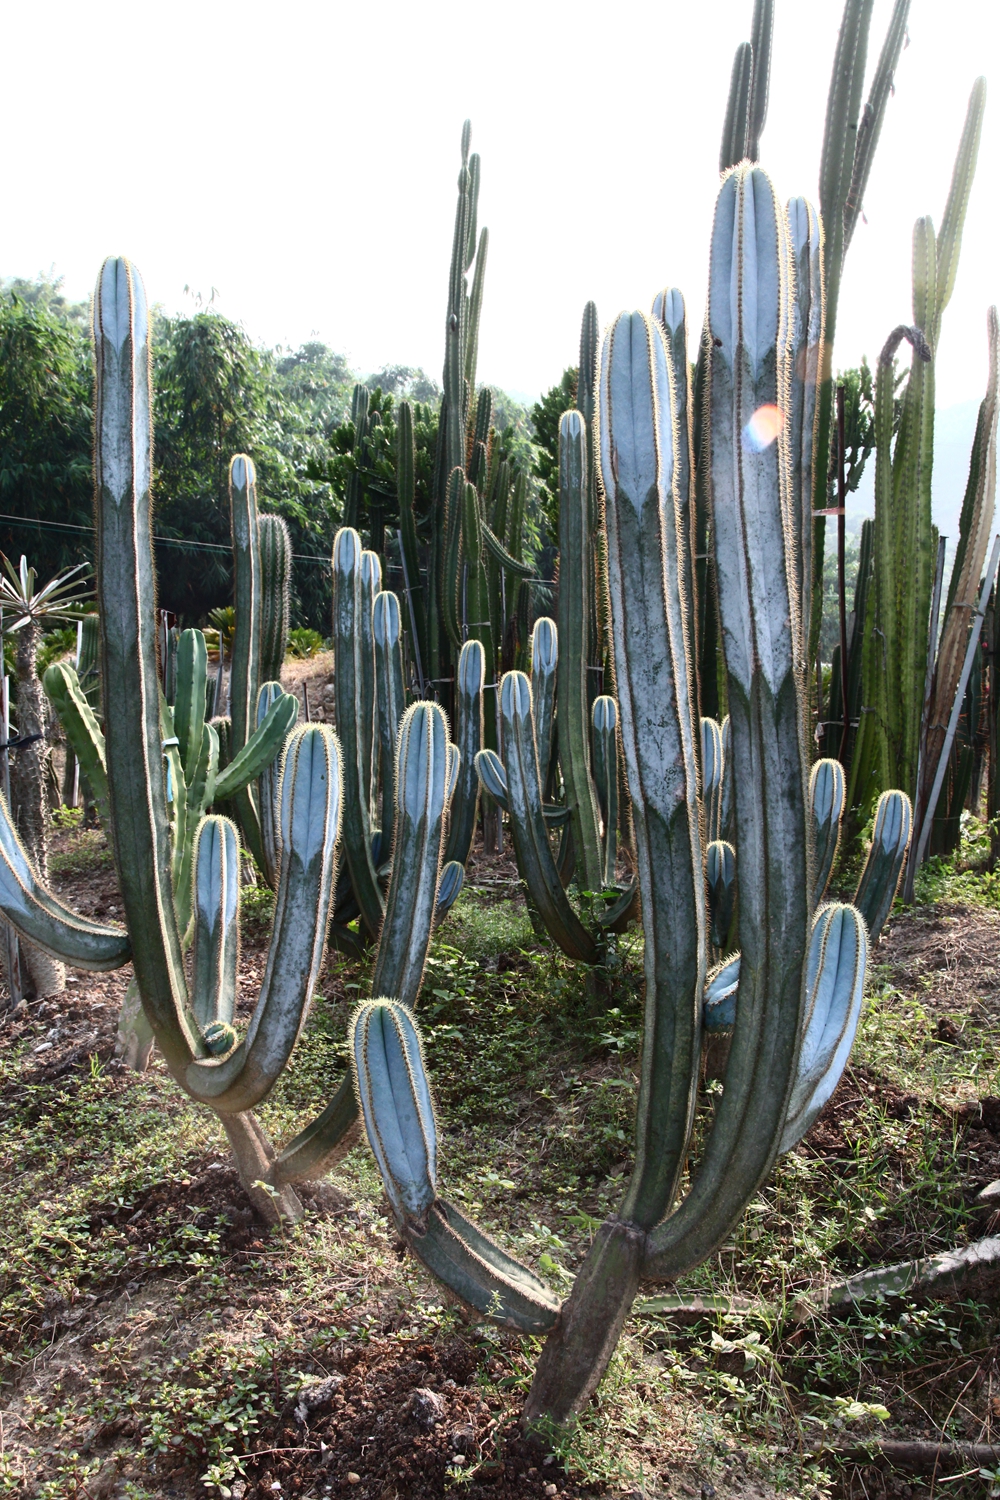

left=220, top=1111, right=304, bottom=1224
left=115, top=977, right=155, bottom=1072
left=522, top=1217, right=645, bottom=1427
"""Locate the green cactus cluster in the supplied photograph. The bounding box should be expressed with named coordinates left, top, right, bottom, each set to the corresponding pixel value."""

left=0, top=256, right=472, bottom=1227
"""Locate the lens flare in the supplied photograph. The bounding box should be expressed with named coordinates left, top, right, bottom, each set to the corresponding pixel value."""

left=741, top=404, right=784, bottom=453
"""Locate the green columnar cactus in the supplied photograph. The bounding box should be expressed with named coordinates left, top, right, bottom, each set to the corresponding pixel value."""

left=332, top=526, right=385, bottom=940
left=810, top=758, right=846, bottom=907
left=809, top=0, right=912, bottom=662
left=591, top=695, right=618, bottom=890
left=0, top=256, right=464, bottom=1224
left=358, top=165, right=894, bottom=1428
left=444, top=639, right=485, bottom=867
left=851, top=80, right=986, bottom=821
left=557, top=411, right=605, bottom=896
left=373, top=590, right=406, bottom=854
left=258, top=513, right=291, bottom=684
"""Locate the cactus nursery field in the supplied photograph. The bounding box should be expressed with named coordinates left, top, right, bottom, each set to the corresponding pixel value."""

left=1, top=786, right=999, bottom=1500
left=3, top=0, right=1000, bottom=1495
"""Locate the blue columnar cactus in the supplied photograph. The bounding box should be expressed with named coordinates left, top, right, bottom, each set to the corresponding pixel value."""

left=0, top=257, right=464, bottom=1223
left=355, top=160, right=914, bottom=1427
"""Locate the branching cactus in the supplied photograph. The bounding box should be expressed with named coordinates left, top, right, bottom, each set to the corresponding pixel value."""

left=354, top=165, right=914, bottom=1427
left=0, top=256, right=465, bottom=1222
left=473, top=412, right=635, bottom=964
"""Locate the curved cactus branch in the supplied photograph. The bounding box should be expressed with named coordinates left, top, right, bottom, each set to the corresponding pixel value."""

left=184, top=724, right=341, bottom=1112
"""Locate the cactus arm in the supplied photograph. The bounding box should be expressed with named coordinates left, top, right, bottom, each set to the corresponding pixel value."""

left=481, top=520, right=534, bottom=577
left=854, top=789, right=912, bottom=942
left=530, top=618, right=558, bottom=786
left=173, top=722, right=219, bottom=941
left=0, top=790, right=130, bottom=969
left=271, top=1075, right=361, bottom=1185
left=931, top=78, right=986, bottom=344
left=706, top=840, right=737, bottom=953
left=786, top=198, right=825, bottom=619
left=495, top=673, right=599, bottom=964
left=435, top=860, right=465, bottom=921
left=558, top=411, right=605, bottom=895
left=371, top=703, right=450, bottom=1010
left=185, top=724, right=341, bottom=1110
left=843, top=0, right=910, bottom=254
left=651, top=290, right=696, bottom=695
left=353, top=1000, right=437, bottom=1221
left=255, top=683, right=286, bottom=889
left=444, top=640, right=484, bottom=867
left=333, top=527, right=385, bottom=939
left=592, top=696, right=618, bottom=889
left=474, top=748, right=508, bottom=810
left=190, top=815, right=240, bottom=1036
left=211, top=689, right=298, bottom=803
left=719, top=41, right=753, bottom=172
left=395, top=402, right=426, bottom=679
left=373, top=590, right=407, bottom=854
left=441, top=466, right=465, bottom=652
left=354, top=1001, right=560, bottom=1331
left=465, top=224, right=488, bottom=393
left=229, top=457, right=261, bottom=754
left=258, top=513, right=291, bottom=684
left=779, top=903, right=868, bottom=1152
left=359, top=550, right=382, bottom=815
left=810, top=757, right=846, bottom=906
left=93, top=257, right=195, bottom=1067
left=719, top=714, right=734, bottom=843
left=43, top=661, right=110, bottom=831
left=704, top=954, right=741, bottom=1032
left=173, top=629, right=207, bottom=783
left=646, top=166, right=810, bottom=1277
left=164, top=737, right=191, bottom=932
left=598, top=311, right=705, bottom=1228
left=746, top=0, right=774, bottom=160
left=700, top=717, right=723, bottom=845
left=402, top=1201, right=560, bottom=1333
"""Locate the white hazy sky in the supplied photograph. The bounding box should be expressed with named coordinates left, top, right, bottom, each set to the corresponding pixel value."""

left=4, top=0, right=997, bottom=408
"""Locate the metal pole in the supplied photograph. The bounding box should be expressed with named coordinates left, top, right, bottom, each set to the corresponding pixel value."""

left=396, top=529, right=427, bottom=697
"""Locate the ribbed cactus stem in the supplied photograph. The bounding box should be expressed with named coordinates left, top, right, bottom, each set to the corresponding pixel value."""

left=332, top=527, right=384, bottom=939
left=444, top=640, right=484, bottom=867
left=373, top=590, right=406, bottom=853
left=557, top=411, right=604, bottom=896
left=258, top=513, right=291, bottom=684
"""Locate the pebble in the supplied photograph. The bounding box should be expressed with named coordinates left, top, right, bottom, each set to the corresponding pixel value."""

left=545, top=1487, right=558, bottom=1497
left=347, top=1475, right=361, bottom=1486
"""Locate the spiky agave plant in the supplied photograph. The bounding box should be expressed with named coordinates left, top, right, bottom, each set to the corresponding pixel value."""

left=351, top=165, right=913, bottom=1426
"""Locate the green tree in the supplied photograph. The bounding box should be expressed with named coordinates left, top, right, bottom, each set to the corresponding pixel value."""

left=530, top=367, right=577, bottom=540
left=151, top=311, right=337, bottom=628
left=0, top=287, right=93, bottom=580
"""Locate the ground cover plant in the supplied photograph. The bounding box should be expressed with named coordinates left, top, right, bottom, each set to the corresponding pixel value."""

left=1, top=0, right=999, bottom=1495
left=1, top=801, right=999, bottom=1498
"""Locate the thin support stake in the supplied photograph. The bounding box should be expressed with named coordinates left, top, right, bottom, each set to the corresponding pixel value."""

left=837, top=386, right=850, bottom=763
left=911, top=533, right=1000, bottom=879
left=903, top=534, right=947, bottom=902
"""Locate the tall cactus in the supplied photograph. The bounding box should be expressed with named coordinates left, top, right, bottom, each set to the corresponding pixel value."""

left=851, top=80, right=987, bottom=823
left=354, top=166, right=904, bottom=1426
left=1, top=256, right=464, bottom=1223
